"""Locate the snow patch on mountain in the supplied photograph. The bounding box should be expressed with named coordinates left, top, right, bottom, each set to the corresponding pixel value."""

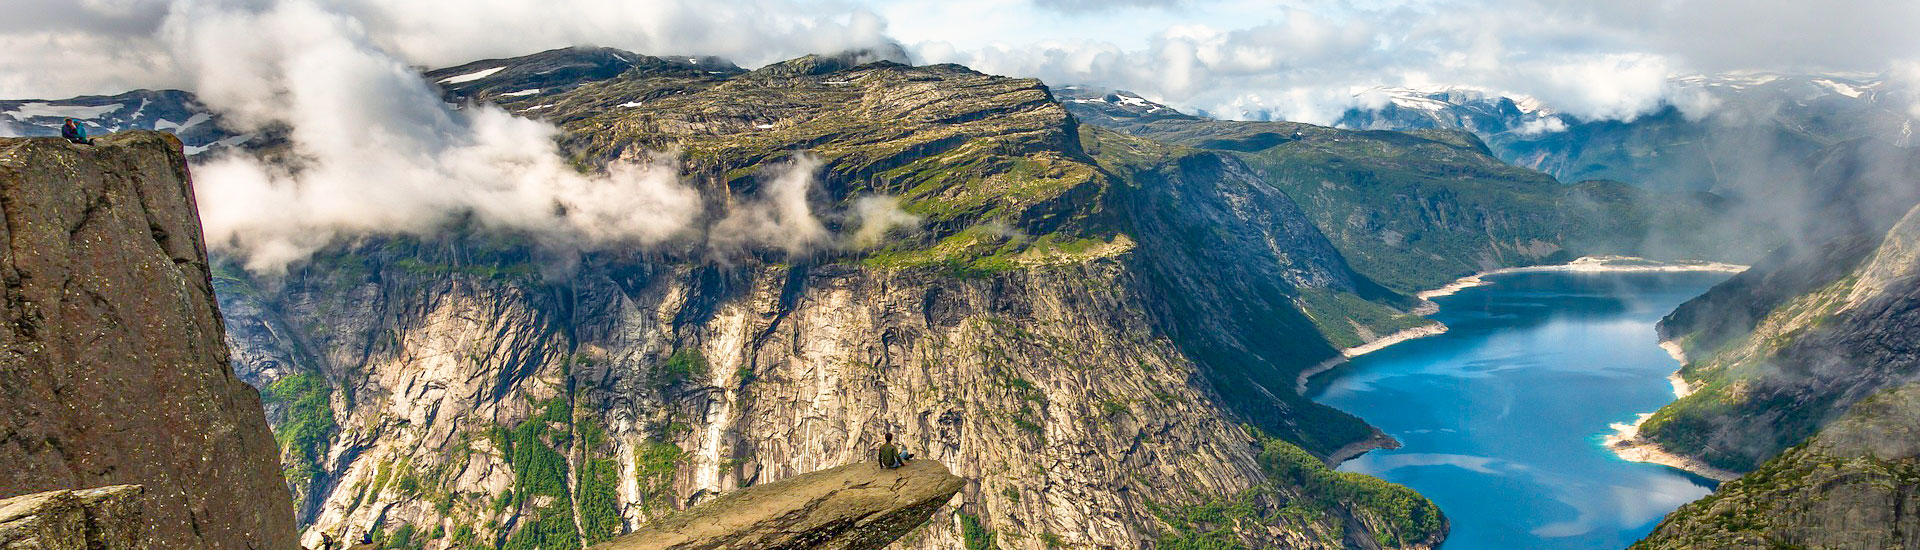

left=182, top=133, right=256, bottom=155
left=5, top=102, right=128, bottom=121
left=154, top=112, right=213, bottom=132
left=438, top=67, right=504, bottom=84
left=1814, top=79, right=1866, bottom=98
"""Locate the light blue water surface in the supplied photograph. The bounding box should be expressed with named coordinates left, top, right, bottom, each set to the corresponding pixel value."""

left=1310, top=271, right=1733, bottom=550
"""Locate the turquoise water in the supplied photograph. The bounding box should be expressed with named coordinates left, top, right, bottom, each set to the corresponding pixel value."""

left=1310, top=271, right=1732, bottom=550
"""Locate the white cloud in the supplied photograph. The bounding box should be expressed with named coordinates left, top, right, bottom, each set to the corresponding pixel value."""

left=167, top=0, right=704, bottom=272
left=1514, top=116, right=1567, bottom=136
left=1529, top=53, right=1673, bottom=122
left=905, top=0, right=1920, bottom=124
left=0, top=0, right=896, bottom=99
left=1891, top=60, right=1920, bottom=119
left=849, top=195, right=923, bottom=249
left=709, top=155, right=831, bottom=257
left=7, top=0, right=1919, bottom=127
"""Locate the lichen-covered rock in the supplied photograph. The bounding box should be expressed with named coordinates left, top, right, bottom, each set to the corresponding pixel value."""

left=0, top=485, right=145, bottom=550
left=595, top=460, right=962, bottom=550
left=0, top=133, right=298, bottom=550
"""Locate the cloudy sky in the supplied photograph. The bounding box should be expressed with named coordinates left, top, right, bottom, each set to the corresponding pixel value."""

left=6, top=0, right=1919, bottom=123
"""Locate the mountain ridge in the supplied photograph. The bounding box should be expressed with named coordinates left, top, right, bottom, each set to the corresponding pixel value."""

left=210, top=47, right=1457, bottom=550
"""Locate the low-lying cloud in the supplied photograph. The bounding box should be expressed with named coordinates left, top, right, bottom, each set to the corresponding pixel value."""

left=0, top=0, right=896, bottom=99
left=709, top=156, right=832, bottom=257
left=167, top=0, right=707, bottom=273
left=849, top=196, right=924, bottom=249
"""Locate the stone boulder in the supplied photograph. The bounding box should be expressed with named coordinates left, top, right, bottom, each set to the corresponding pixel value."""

left=0, top=485, right=145, bottom=550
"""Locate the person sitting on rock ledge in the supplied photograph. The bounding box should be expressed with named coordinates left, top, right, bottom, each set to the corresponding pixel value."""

left=61, top=118, right=93, bottom=145
left=877, top=432, right=914, bottom=469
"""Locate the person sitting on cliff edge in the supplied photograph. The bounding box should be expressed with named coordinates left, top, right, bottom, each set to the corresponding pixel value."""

left=877, top=432, right=915, bottom=469
left=61, top=118, right=92, bottom=145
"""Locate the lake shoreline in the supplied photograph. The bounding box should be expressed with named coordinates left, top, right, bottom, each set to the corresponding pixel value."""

left=1600, top=339, right=1740, bottom=480
left=1314, top=256, right=1749, bottom=467
left=1295, top=323, right=1450, bottom=395
left=1603, top=413, right=1740, bottom=482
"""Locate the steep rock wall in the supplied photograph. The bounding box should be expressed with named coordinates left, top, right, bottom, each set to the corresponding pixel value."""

left=1643, top=203, right=1920, bottom=472
left=225, top=247, right=1403, bottom=549
left=0, top=132, right=297, bottom=549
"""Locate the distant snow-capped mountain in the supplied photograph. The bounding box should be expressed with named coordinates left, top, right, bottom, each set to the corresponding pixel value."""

left=0, top=89, right=245, bottom=155
left=1325, top=73, right=1916, bottom=192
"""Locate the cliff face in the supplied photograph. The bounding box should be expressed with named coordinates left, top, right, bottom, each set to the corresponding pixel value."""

left=223, top=242, right=1420, bottom=550
left=216, top=49, right=1447, bottom=550
left=0, top=485, right=145, bottom=550
left=1644, top=200, right=1920, bottom=473
left=1630, top=201, right=1920, bottom=547
left=0, top=133, right=297, bottom=549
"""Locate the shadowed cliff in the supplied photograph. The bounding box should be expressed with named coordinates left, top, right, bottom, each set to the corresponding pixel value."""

left=0, top=132, right=298, bottom=549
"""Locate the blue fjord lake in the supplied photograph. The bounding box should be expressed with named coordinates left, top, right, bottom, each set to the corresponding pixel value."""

left=1310, top=270, right=1733, bottom=550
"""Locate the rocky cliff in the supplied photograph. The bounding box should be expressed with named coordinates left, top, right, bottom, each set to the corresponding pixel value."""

left=1643, top=196, right=1920, bottom=473
left=217, top=49, right=1447, bottom=550
left=0, top=132, right=298, bottom=549
left=1627, top=199, right=1920, bottom=547
left=594, top=460, right=963, bottom=550
left=1632, top=383, right=1920, bottom=550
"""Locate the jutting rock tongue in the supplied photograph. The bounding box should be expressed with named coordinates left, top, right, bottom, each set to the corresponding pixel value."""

left=593, top=460, right=965, bottom=550
left=0, top=132, right=298, bottom=549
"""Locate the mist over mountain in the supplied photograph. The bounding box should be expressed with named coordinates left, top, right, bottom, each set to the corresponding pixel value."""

left=6, top=2, right=1920, bottom=550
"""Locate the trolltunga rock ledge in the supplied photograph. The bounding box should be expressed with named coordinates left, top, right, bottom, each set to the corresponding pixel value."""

left=592, top=460, right=964, bottom=550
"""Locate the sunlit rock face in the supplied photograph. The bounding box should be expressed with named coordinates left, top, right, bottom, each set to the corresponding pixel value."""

left=219, top=48, right=1463, bottom=550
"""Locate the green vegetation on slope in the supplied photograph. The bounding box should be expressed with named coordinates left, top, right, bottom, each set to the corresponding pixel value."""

left=1294, top=288, right=1432, bottom=349
left=958, top=511, right=998, bottom=550
left=1259, top=442, right=1443, bottom=548
left=1633, top=383, right=1920, bottom=549
left=1150, top=434, right=1444, bottom=549
left=263, top=372, right=335, bottom=486
left=1071, top=108, right=1752, bottom=292
left=494, top=399, right=579, bottom=550
left=1640, top=262, right=1872, bottom=471
left=574, top=419, right=624, bottom=545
